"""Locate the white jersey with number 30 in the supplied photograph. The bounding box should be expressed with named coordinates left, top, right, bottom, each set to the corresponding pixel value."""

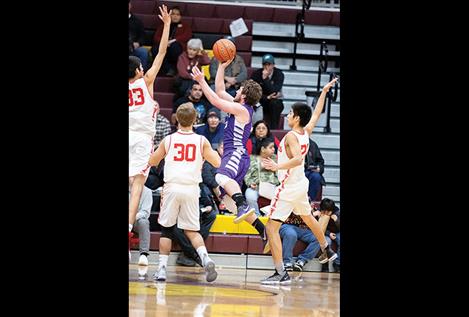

left=277, top=129, right=310, bottom=185
left=163, top=131, right=205, bottom=185
left=129, top=78, right=158, bottom=138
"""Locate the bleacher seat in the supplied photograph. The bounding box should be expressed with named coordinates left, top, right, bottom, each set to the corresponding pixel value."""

left=246, top=66, right=255, bottom=79
left=304, top=10, right=333, bottom=26
left=154, top=76, right=175, bottom=93
left=244, top=7, right=274, bottom=22
left=232, top=35, right=252, bottom=52
left=191, top=17, right=223, bottom=33
left=154, top=92, right=175, bottom=109
left=271, top=129, right=288, bottom=141
left=221, top=19, right=253, bottom=35
left=131, top=0, right=156, bottom=15
left=158, top=108, right=173, bottom=122
left=135, top=13, right=158, bottom=30
left=184, top=3, right=216, bottom=18
left=272, top=8, right=299, bottom=24
left=214, top=5, right=245, bottom=19
left=159, top=1, right=186, bottom=13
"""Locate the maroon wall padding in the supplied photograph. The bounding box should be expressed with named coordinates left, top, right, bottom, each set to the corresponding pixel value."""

left=154, top=76, right=175, bottom=93
left=244, top=7, right=274, bottom=22
left=154, top=92, right=175, bottom=109
left=214, top=5, right=245, bottom=19
left=191, top=17, right=224, bottom=33
left=131, top=1, right=157, bottom=15
left=142, top=232, right=314, bottom=256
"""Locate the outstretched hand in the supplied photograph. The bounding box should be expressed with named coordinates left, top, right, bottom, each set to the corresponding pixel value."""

left=322, top=77, right=338, bottom=93
left=220, top=57, right=234, bottom=69
left=190, top=66, right=205, bottom=83
left=158, top=5, right=171, bottom=25
left=262, top=157, right=278, bottom=171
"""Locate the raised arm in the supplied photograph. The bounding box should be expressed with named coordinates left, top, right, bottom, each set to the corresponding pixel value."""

left=215, top=58, right=235, bottom=102
left=262, top=133, right=303, bottom=171
left=304, top=77, right=338, bottom=135
left=202, top=138, right=221, bottom=168
left=191, top=65, right=249, bottom=122
left=144, top=5, right=172, bottom=93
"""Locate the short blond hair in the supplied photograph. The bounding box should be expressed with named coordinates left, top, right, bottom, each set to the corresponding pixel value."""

left=176, top=102, right=196, bottom=127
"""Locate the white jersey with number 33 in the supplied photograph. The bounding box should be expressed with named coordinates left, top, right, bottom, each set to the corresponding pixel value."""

left=129, top=78, right=158, bottom=138
left=163, top=131, right=205, bottom=185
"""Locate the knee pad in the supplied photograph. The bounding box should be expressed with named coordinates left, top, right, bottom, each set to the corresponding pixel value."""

left=215, top=173, right=230, bottom=187
left=160, top=225, right=175, bottom=240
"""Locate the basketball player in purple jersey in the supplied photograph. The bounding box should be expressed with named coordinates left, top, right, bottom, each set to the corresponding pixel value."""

left=191, top=62, right=270, bottom=253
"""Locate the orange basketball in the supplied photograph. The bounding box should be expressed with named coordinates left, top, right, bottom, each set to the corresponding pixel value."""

left=212, top=38, right=236, bottom=62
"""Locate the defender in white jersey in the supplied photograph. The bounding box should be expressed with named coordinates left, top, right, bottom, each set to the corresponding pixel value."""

left=128, top=5, right=172, bottom=256
left=149, top=103, right=221, bottom=283
left=260, top=78, right=338, bottom=285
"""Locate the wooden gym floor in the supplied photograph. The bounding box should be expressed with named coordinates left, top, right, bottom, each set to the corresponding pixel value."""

left=129, top=264, right=340, bottom=316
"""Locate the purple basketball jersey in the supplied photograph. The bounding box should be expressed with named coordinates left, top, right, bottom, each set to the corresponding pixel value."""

left=217, top=103, right=253, bottom=186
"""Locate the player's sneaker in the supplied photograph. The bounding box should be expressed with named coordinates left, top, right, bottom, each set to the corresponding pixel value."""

left=154, top=266, right=167, bottom=282
left=204, top=259, right=218, bottom=282
left=138, top=254, right=148, bottom=266
left=261, top=270, right=291, bottom=285
left=318, top=245, right=338, bottom=264
left=233, top=203, right=255, bottom=223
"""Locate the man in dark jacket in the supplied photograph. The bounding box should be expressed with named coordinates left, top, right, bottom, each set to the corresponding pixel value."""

left=250, top=54, right=284, bottom=129
left=305, top=139, right=326, bottom=202
left=129, top=1, right=149, bottom=70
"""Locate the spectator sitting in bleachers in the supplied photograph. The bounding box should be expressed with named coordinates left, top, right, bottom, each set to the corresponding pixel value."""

left=209, top=36, right=247, bottom=121
left=251, top=54, right=285, bottom=129
left=280, top=198, right=340, bottom=273
left=246, top=120, right=280, bottom=155
left=244, top=137, right=280, bottom=216
left=151, top=6, right=192, bottom=76
left=129, top=185, right=153, bottom=266
left=172, top=82, right=213, bottom=126
left=316, top=198, right=340, bottom=272
left=129, top=0, right=149, bottom=71
left=195, top=108, right=224, bottom=150
left=175, top=38, right=211, bottom=99
left=305, top=139, right=326, bottom=202
left=174, top=183, right=218, bottom=267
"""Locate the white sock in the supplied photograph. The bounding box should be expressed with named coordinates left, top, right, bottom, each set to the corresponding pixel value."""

left=159, top=254, right=169, bottom=269
left=129, top=224, right=133, bottom=232
left=196, top=246, right=211, bottom=266
left=275, top=262, right=285, bottom=274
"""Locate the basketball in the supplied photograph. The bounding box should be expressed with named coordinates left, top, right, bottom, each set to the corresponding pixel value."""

left=212, top=38, right=236, bottom=62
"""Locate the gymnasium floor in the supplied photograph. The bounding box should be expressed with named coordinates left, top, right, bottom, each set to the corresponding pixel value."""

left=129, top=264, right=340, bottom=316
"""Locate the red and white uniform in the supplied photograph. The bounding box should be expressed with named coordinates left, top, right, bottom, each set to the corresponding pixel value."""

left=129, top=78, right=158, bottom=177
left=158, top=131, right=206, bottom=230
left=268, top=129, right=312, bottom=221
